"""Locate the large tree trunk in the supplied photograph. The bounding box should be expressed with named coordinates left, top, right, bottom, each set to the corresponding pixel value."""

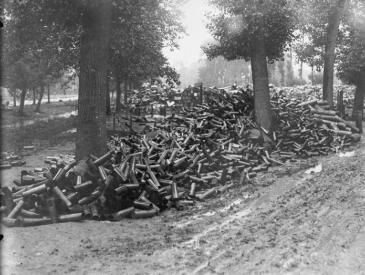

left=18, top=88, right=27, bottom=115
left=115, top=76, right=122, bottom=112
left=35, top=85, right=44, bottom=112
left=322, top=0, right=347, bottom=106
left=76, top=0, right=111, bottom=160
left=106, top=74, right=111, bottom=115
left=47, top=84, right=50, bottom=103
left=353, top=77, right=365, bottom=133
left=250, top=18, right=273, bottom=131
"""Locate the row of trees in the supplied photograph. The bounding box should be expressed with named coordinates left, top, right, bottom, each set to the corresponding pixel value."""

left=2, top=0, right=183, bottom=159
left=8, top=74, right=76, bottom=109
left=2, top=0, right=182, bottom=113
left=2, top=0, right=364, bottom=159
left=198, top=51, right=313, bottom=88
left=204, top=0, right=365, bottom=132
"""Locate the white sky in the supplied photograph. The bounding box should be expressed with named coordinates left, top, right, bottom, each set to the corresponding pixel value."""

left=163, top=0, right=212, bottom=67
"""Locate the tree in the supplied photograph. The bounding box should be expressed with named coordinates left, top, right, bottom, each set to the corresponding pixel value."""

left=2, top=0, right=183, bottom=158
left=115, top=76, right=122, bottom=112
left=47, top=84, right=51, bottom=103
left=105, top=73, right=112, bottom=116
left=292, top=40, right=323, bottom=85
left=159, top=65, right=181, bottom=87
left=292, top=0, right=348, bottom=105
left=8, top=87, right=18, bottom=107
left=5, top=59, right=35, bottom=115
left=322, top=0, right=347, bottom=106
left=109, top=0, right=183, bottom=112
left=337, top=1, right=365, bottom=132
left=2, top=0, right=77, bottom=115
left=204, top=0, right=295, bottom=130
left=2, top=4, right=33, bottom=115
left=35, top=86, right=44, bottom=112
left=76, top=1, right=112, bottom=159
left=3, top=0, right=110, bottom=157
left=78, top=0, right=182, bottom=155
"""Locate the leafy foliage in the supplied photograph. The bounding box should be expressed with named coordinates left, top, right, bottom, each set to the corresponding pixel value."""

left=290, top=0, right=352, bottom=69
left=159, top=65, right=181, bottom=87
left=337, top=1, right=365, bottom=84
left=2, top=0, right=78, bottom=95
left=2, top=0, right=183, bottom=92
left=203, top=0, right=295, bottom=61
left=292, top=38, right=324, bottom=69
left=108, top=0, right=183, bottom=86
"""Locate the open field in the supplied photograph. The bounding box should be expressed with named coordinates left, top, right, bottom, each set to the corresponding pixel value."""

left=1, top=101, right=77, bottom=128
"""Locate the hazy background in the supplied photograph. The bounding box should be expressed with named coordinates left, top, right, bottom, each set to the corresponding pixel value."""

left=163, top=0, right=323, bottom=88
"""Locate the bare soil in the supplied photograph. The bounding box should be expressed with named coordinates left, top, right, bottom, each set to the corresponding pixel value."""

left=1, top=134, right=365, bottom=274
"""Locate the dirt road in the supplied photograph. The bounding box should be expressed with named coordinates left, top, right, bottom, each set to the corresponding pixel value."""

left=2, top=139, right=365, bottom=274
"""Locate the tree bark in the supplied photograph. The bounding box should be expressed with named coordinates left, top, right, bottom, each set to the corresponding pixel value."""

left=76, top=0, right=111, bottom=160
left=106, top=74, right=111, bottom=115
left=47, top=84, right=50, bottom=103
left=250, top=16, right=273, bottom=131
left=115, top=76, right=121, bottom=112
left=124, top=78, right=129, bottom=105
left=322, top=0, right=347, bottom=106
left=32, top=89, right=36, bottom=105
left=35, top=85, right=44, bottom=112
left=353, top=77, right=365, bottom=133
left=337, top=89, right=345, bottom=117
left=11, top=88, right=17, bottom=107
left=18, top=88, right=27, bottom=115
